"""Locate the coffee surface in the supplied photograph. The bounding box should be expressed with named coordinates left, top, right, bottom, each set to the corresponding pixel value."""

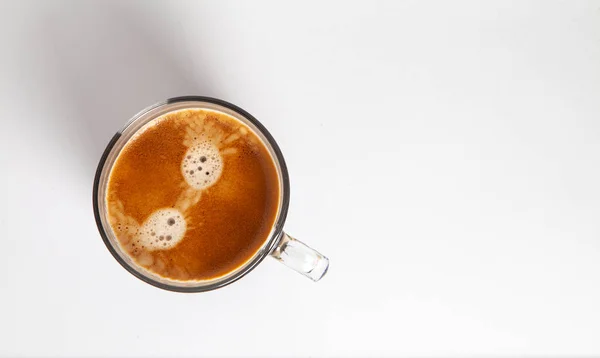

left=106, top=109, right=280, bottom=281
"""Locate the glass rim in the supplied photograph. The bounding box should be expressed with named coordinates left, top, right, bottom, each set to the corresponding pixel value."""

left=92, top=96, right=290, bottom=292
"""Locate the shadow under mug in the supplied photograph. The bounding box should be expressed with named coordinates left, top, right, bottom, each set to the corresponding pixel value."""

left=93, top=96, right=329, bottom=292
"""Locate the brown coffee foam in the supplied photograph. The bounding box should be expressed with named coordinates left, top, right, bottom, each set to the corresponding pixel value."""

left=106, top=109, right=279, bottom=281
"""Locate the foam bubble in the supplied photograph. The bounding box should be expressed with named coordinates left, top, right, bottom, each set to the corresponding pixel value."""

left=137, top=208, right=187, bottom=250
left=181, top=141, right=223, bottom=189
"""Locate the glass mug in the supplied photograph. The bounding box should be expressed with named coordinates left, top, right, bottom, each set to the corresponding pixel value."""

left=93, top=96, right=329, bottom=292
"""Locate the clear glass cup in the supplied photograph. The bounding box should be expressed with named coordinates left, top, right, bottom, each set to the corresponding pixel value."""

left=93, top=96, right=329, bottom=292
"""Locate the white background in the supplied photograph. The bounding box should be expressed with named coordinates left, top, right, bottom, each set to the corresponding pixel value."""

left=1, top=0, right=600, bottom=356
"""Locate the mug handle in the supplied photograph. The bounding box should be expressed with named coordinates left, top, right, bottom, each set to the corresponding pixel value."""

left=270, top=232, right=329, bottom=281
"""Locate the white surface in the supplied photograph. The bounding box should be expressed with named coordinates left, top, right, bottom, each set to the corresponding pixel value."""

left=1, top=0, right=600, bottom=356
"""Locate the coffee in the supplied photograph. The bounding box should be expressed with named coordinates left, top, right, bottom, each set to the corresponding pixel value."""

left=106, top=109, right=280, bottom=281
